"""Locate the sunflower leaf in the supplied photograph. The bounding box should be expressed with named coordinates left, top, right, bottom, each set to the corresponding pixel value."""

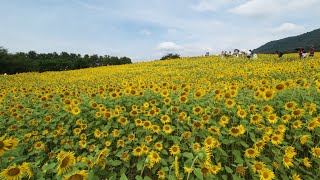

left=194, top=168, right=203, bottom=180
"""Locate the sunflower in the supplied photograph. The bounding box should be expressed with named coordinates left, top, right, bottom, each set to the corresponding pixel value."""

left=237, top=109, right=247, bottom=119
left=250, top=114, right=263, bottom=125
left=292, top=173, right=302, bottom=180
left=263, top=89, right=275, bottom=101
left=281, top=114, right=291, bottom=123
left=163, top=97, right=171, bottom=105
left=183, top=131, right=192, bottom=140
left=142, top=120, right=152, bottom=130
left=225, top=99, right=235, bottom=108
left=121, top=152, right=130, bottom=162
left=194, top=89, right=204, bottom=98
left=219, top=115, right=229, bottom=127
left=270, top=134, right=283, bottom=145
left=160, top=115, right=171, bottom=124
left=118, top=117, right=128, bottom=126
left=179, top=95, right=188, bottom=104
left=311, top=147, right=320, bottom=158
left=34, top=141, right=45, bottom=151
left=282, top=155, right=294, bottom=168
left=229, top=125, right=246, bottom=137
left=169, top=144, right=181, bottom=156
left=303, top=157, right=312, bottom=168
left=192, top=106, right=203, bottom=115
left=200, top=162, right=213, bottom=176
left=94, top=129, right=101, bottom=138
left=300, top=134, right=310, bottom=145
left=245, top=148, right=259, bottom=158
left=149, top=150, right=161, bottom=164
left=274, top=82, right=286, bottom=91
left=291, top=120, right=302, bottom=129
left=151, top=125, right=160, bottom=134
left=0, top=136, right=13, bottom=156
left=105, top=140, right=111, bottom=147
left=208, top=126, right=220, bottom=135
left=79, top=140, right=87, bottom=149
left=267, top=114, right=278, bottom=124
left=261, top=105, right=274, bottom=114
left=128, top=133, right=135, bottom=141
left=259, top=168, right=275, bottom=180
left=145, top=135, right=153, bottom=144
left=157, top=170, right=165, bottom=179
left=253, top=140, right=266, bottom=151
left=141, top=144, right=149, bottom=154
left=204, top=136, right=220, bottom=149
left=291, top=108, right=304, bottom=119
left=71, top=107, right=81, bottom=115
left=154, top=142, right=163, bottom=151
left=21, top=162, right=32, bottom=179
left=252, top=161, right=265, bottom=173
left=284, top=101, right=297, bottom=110
left=134, top=118, right=143, bottom=126
left=133, top=146, right=143, bottom=157
left=211, top=162, right=222, bottom=175
left=163, top=124, right=173, bottom=134
left=0, top=165, right=24, bottom=180
left=57, top=151, right=76, bottom=175
left=307, top=120, right=318, bottom=131
left=192, top=121, right=204, bottom=130
left=183, top=166, right=194, bottom=173
left=63, top=170, right=88, bottom=180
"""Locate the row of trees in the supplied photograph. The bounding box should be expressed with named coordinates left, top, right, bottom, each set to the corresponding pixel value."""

left=0, top=47, right=132, bottom=74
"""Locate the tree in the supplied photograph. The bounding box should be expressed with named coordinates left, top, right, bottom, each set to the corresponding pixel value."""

left=160, top=53, right=180, bottom=60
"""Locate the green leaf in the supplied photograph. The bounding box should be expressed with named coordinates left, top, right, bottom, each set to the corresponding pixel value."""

left=110, top=160, right=123, bottom=166
left=232, top=174, right=242, bottom=180
left=120, top=173, right=128, bottom=180
left=143, top=176, right=153, bottom=180
left=42, top=163, right=56, bottom=171
left=182, top=152, right=194, bottom=159
left=239, top=141, right=249, bottom=148
left=218, top=148, right=228, bottom=157
left=135, top=175, right=143, bottom=180
left=224, top=166, right=233, bottom=173
left=194, top=168, right=203, bottom=180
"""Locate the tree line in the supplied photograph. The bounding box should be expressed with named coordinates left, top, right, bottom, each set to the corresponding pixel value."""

left=0, top=46, right=132, bottom=74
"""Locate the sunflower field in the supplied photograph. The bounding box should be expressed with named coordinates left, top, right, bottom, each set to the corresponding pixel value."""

left=0, top=54, right=320, bottom=180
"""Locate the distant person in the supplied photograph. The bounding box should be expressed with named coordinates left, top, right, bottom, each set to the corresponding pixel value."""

left=276, top=51, right=283, bottom=58
left=309, top=46, right=315, bottom=57
left=302, top=49, right=307, bottom=59
left=247, top=50, right=252, bottom=58
left=298, top=49, right=303, bottom=59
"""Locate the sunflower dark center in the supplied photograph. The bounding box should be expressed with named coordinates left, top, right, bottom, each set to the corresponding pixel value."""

left=7, top=167, right=20, bottom=176
left=69, top=174, right=84, bottom=180
left=61, top=156, right=70, bottom=168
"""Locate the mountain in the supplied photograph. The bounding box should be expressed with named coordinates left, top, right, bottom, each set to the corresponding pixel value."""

left=253, top=28, right=320, bottom=54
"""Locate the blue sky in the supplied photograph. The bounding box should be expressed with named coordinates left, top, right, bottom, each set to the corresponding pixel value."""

left=1, top=0, right=320, bottom=62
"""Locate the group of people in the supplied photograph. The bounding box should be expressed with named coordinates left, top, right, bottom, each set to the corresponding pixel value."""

left=276, top=46, right=315, bottom=59
left=220, top=49, right=257, bottom=59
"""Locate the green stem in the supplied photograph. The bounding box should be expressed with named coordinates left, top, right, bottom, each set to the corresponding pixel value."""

left=186, top=155, right=199, bottom=180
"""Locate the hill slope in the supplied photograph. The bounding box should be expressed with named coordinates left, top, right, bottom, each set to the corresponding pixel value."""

left=253, top=28, right=320, bottom=54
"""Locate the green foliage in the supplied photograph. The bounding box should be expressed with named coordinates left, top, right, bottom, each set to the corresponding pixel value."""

left=160, top=53, right=180, bottom=60
left=0, top=47, right=132, bottom=74
left=253, top=28, right=320, bottom=54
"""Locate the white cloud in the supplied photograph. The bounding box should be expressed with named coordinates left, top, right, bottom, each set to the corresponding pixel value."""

left=230, top=0, right=319, bottom=17
left=270, top=23, right=305, bottom=34
left=192, top=0, right=233, bottom=12
left=157, top=42, right=183, bottom=51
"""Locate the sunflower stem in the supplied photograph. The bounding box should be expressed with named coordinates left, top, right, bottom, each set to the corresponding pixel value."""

left=186, top=155, right=198, bottom=180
